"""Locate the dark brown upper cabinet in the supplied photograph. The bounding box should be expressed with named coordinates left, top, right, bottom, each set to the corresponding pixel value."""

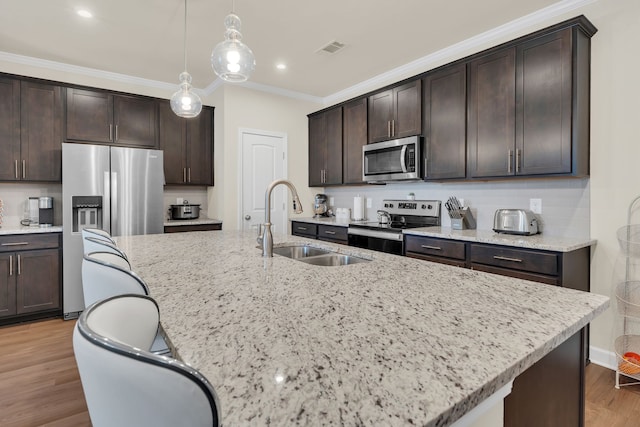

left=342, top=98, right=368, bottom=185
left=423, top=63, right=467, bottom=180
left=468, top=24, right=593, bottom=179
left=0, top=78, right=62, bottom=182
left=308, top=106, right=343, bottom=187
left=65, top=88, right=158, bottom=148
left=368, top=80, right=422, bottom=143
left=159, top=102, right=214, bottom=186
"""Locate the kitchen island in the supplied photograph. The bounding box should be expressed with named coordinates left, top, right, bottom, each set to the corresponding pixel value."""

left=116, top=230, right=608, bottom=426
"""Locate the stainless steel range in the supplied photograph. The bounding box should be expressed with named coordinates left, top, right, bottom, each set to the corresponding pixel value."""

left=348, top=199, right=441, bottom=255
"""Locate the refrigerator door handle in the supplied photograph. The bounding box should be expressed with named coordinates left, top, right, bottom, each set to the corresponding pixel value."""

left=103, top=171, right=111, bottom=235
left=111, top=171, right=118, bottom=235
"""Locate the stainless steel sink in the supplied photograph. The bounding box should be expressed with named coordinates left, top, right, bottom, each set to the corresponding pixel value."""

left=271, top=245, right=370, bottom=266
left=272, top=245, right=331, bottom=258
left=299, top=254, right=369, bottom=266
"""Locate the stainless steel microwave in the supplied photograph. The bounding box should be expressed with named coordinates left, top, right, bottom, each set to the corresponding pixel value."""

left=362, top=136, right=421, bottom=182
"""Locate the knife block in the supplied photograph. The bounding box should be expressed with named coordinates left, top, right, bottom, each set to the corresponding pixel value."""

left=451, top=207, right=477, bottom=230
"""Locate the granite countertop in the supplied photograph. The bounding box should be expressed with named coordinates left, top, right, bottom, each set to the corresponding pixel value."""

left=164, top=217, right=223, bottom=227
left=116, top=230, right=608, bottom=427
left=0, top=223, right=63, bottom=235
left=293, top=217, right=594, bottom=252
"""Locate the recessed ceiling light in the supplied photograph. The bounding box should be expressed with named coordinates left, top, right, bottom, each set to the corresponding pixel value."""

left=77, top=9, right=93, bottom=18
left=276, top=63, right=287, bottom=70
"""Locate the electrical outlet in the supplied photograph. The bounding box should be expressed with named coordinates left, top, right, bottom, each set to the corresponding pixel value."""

left=366, top=198, right=372, bottom=208
left=176, top=197, right=184, bottom=205
left=329, top=197, right=335, bottom=206
left=530, top=198, right=542, bottom=214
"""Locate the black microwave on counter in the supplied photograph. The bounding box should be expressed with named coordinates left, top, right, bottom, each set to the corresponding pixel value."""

left=362, top=135, right=421, bottom=183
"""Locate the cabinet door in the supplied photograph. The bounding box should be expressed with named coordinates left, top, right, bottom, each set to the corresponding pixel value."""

left=308, top=114, right=326, bottom=186
left=0, top=254, right=17, bottom=317
left=324, top=107, right=343, bottom=185
left=186, top=107, right=214, bottom=186
left=368, top=90, right=394, bottom=143
left=516, top=29, right=572, bottom=175
left=159, top=101, right=187, bottom=184
left=113, top=95, right=158, bottom=148
left=423, top=64, right=467, bottom=180
left=467, top=48, right=516, bottom=178
left=65, top=88, right=113, bottom=143
left=393, top=80, right=422, bottom=139
left=20, top=81, right=63, bottom=182
left=16, top=249, right=60, bottom=315
left=343, top=98, right=367, bottom=184
left=0, top=78, right=20, bottom=181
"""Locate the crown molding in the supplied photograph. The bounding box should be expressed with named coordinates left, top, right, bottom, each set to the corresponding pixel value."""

left=323, top=0, right=597, bottom=105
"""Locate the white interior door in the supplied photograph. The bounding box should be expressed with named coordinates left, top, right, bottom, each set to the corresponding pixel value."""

left=239, top=129, right=287, bottom=234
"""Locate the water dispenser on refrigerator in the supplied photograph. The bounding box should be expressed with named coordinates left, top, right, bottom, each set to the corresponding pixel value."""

left=71, top=196, right=103, bottom=232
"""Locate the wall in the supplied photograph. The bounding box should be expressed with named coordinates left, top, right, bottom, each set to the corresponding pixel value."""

left=0, top=183, right=62, bottom=227
left=203, top=85, right=322, bottom=229
left=326, top=178, right=590, bottom=238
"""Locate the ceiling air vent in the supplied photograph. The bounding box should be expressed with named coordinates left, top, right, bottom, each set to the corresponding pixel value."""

left=316, top=40, right=346, bottom=55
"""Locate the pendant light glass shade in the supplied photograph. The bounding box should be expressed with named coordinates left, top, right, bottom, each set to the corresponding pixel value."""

left=211, top=13, right=255, bottom=83
left=171, top=0, right=202, bottom=118
left=170, top=71, right=202, bottom=118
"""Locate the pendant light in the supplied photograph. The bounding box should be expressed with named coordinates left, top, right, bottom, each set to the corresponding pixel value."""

left=211, top=0, right=255, bottom=83
left=170, top=0, right=202, bottom=118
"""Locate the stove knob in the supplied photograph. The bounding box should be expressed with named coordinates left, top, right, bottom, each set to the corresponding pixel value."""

left=422, top=204, right=427, bottom=209
left=384, top=203, right=389, bottom=208
left=389, top=203, right=394, bottom=208
left=427, top=204, right=432, bottom=209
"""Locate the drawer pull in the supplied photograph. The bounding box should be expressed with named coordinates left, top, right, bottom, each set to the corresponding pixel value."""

left=17, top=254, right=21, bottom=275
left=421, top=245, right=441, bottom=251
left=1, top=242, right=29, bottom=246
left=9, top=255, right=13, bottom=276
left=297, top=226, right=307, bottom=231
left=493, top=255, right=522, bottom=263
left=325, top=230, right=336, bottom=235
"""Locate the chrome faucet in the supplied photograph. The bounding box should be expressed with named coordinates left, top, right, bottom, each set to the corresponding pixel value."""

left=259, top=179, right=303, bottom=257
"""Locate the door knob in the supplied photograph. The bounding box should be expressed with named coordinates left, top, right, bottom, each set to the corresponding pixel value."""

left=244, top=215, right=251, bottom=220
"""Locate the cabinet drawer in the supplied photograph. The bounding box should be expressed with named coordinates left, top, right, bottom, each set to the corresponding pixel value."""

left=405, top=235, right=466, bottom=260
left=291, top=222, right=317, bottom=237
left=318, top=225, right=348, bottom=242
left=470, top=244, right=559, bottom=276
left=0, top=233, right=60, bottom=252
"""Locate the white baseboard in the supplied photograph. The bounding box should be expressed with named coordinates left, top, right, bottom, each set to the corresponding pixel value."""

left=590, top=345, right=617, bottom=371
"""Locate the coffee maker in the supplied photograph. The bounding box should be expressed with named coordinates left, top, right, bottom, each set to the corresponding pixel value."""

left=23, top=196, right=54, bottom=227
left=313, top=194, right=329, bottom=218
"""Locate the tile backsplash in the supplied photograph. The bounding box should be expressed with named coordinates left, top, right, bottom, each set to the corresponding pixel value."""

left=324, top=179, right=590, bottom=238
left=0, top=183, right=62, bottom=226
left=163, top=186, right=210, bottom=220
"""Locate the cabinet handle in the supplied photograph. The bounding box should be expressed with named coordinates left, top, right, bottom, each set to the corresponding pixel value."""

left=109, top=124, right=113, bottom=141
left=1, top=242, right=29, bottom=246
left=493, top=255, right=522, bottom=263
left=9, top=255, right=13, bottom=276
left=392, top=119, right=395, bottom=137
left=387, top=121, right=391, bottom=138
left=516, top=149, right=521, bottom=174
left=188, top=167, right=191, bottom=183
left=115, top=125, right=119, bottom=141
left=325, top=230, right=336, bottom=235
left=507, top=150, right=513, bottom=174
left=14, top=160, right=18, bottom=179
left=17, top=254, right=21, bottom=275
left=183, top=168, right=187, bottom=183
left=22, top=160, right=26, bottom=179
left=298, top=226, right=307, bottom=231
left=421, top=245, right=441, bottom=250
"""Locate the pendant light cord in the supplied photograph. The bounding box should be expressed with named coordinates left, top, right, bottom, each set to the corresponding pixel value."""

left=182, top=0, right=188, bottom=72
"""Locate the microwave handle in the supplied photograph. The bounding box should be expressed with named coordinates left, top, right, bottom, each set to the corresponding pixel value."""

left=400, top=145, right=408, bottom=173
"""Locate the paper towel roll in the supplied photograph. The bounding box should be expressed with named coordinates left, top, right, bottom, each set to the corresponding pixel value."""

left=353, top=195, right=365, bottom=220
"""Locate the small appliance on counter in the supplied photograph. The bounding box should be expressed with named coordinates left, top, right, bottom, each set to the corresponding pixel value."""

left=169, top=200, right=201, bottom=220
left=21, top=196, right=54, bottom=227
left=493, top=209, right=539, bottom=235
left=313, top=194, right=329, bottom=218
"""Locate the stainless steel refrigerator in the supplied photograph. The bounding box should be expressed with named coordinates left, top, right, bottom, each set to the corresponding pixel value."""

left=62, top=143, right=164, bottom=319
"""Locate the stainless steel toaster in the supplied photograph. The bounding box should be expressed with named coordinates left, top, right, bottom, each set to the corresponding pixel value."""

left=493, top=209, right=539, bottom=235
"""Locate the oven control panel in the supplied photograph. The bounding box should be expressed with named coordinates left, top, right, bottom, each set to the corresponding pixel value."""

left=381, top=200, right=440, bottom=217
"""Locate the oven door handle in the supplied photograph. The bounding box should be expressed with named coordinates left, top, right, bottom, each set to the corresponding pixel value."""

left=347, top=227, right=403, bottom=241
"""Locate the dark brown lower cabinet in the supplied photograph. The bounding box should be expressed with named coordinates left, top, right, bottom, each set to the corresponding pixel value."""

left=291, top=221, right=347, bottom=245
left=0, top=233, right=61, bottom=325
left=164, top=223, right=222, bottom=233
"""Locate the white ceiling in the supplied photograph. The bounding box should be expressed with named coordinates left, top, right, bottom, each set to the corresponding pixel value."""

left=1, top=0, right=583, bottom=100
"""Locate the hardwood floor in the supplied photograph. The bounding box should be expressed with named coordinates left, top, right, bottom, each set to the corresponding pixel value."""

left=0, top=318, right=639, bottom=426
